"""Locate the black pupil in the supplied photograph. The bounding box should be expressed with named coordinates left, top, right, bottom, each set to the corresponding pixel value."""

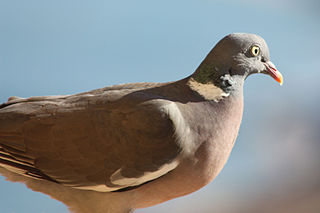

left=254, top=49, right=258, bottom=54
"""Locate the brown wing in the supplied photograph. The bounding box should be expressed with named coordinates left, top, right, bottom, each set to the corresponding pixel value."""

left=0, top=86, right=180, bottom=191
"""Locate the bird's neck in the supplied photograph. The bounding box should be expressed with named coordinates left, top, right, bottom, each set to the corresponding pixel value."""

left=187, top=77, right=230, bottom=102
left=188, top=61, right=244, bottom=102
left=191, top=60, right=217, bottom=84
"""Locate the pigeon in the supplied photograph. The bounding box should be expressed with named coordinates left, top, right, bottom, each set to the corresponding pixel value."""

left=0, top=33, right=283, bottom=213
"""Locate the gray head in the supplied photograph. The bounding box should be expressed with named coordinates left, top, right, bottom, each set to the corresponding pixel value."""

left=192, top=33, right=283, bottom=93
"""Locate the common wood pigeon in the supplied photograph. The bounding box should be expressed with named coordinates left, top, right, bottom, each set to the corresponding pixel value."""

left=0, top=33, right=283, bottom=213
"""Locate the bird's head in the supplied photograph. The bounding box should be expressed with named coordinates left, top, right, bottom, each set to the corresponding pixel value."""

left=190, top=33, right=283, bottom=97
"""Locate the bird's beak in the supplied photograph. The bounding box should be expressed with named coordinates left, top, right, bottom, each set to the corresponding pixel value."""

left=263, top=61, right=283, bottom=85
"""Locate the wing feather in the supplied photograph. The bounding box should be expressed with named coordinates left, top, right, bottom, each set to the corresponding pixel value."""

left=0, top=84, right=181, bottom=191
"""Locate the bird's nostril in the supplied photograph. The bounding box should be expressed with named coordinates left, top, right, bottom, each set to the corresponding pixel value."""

left=261, top=57, right=266, bottom=63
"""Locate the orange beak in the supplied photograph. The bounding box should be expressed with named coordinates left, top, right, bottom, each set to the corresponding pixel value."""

left=264, top=61, right=283, bottom=85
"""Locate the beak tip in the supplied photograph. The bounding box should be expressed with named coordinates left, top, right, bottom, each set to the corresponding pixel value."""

left=278, top=73, right=284, bottom=86
left=278, top=75, right=283, bottom=86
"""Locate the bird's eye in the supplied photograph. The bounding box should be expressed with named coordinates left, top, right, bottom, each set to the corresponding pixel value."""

left=250, top=45, right=260, bottom=57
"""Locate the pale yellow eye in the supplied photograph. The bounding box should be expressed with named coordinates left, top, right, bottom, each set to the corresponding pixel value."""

left=250, top=45, right=260, bottom=56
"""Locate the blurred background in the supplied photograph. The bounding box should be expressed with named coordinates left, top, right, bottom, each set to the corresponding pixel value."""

left=0, top=0, right=319, bottom=212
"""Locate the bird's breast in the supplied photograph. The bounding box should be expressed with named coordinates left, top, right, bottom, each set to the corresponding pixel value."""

left=184, top=95, right=244, bottom=186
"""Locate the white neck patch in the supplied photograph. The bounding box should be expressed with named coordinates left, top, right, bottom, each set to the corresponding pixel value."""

left=187, top=78, right=229, bottom=102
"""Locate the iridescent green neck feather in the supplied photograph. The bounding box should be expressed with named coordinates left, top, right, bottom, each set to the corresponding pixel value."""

left=192, top=63, right=216, bottom=84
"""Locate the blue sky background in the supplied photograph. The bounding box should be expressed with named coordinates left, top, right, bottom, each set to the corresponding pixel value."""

left=0, top=0, right=319, bottom=212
